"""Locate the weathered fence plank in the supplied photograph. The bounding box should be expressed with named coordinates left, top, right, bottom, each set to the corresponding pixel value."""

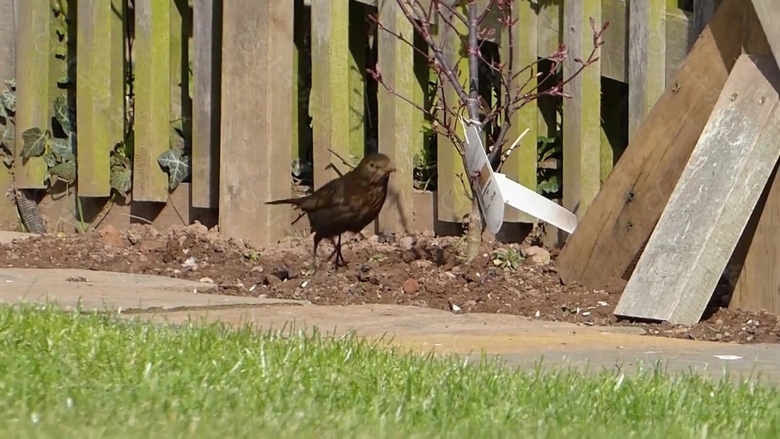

left=556, top=0, right=745, bottom=290
left=750, top=0, right=780, bottom=70
left=192, top=0, right=221, bottom=208
left=500, top=0, right=537, bottom=223
left=0, top=0, right=16, bottom=224
left=729, top=163, right=780, bottom=315
left=615, top=55, right=780, bottom=324
left=311, top=0, right=351, bottom=186
left=134, top=0, right=172, bottom=201
left=628, top=0, right=667, bottom=140
left=14, top=0, right=52, bottom=189
left=436, top=5, right=470, bottom=224
left=562, top=0, right=602, bottom=219
left=219, top=1, right=294, bottom=245
left=76, top=0, right=125, bottom=197
left=376, top=0, right=415, bottom=233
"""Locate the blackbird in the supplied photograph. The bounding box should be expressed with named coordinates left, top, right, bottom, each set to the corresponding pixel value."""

left=266, top=152, right=396, bottom=269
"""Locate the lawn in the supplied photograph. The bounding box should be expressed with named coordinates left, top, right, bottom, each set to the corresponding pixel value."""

left=0, top=304, right=778, bottom=438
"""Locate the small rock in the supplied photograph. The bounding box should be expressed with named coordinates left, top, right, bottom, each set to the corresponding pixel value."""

left=264, top=274, right=283, bottom=286
left=715, top=319, right=724, bottom=325
left=412, top=259, right=433, bottom=269
left=251, top=265, right=264, bottom=273
left=98, top=225, right=125, bottom=248
left=402, top=278, right=420, bottom=294
left=187, top=221, right=208, bottom=235
left=522, top=246, right=551, bottom=265
left=465, top=299, right=477, bottom=308
left=399, top=236, right=415, bottom=250
left=138, top=239, right=166, bottom=253
left=198, top=277, right=214, bottom=283
left=126, top=229, right=142, bottom=245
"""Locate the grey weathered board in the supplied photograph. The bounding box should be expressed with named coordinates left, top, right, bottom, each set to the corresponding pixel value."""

left=614, top=54, right=780, bottom=325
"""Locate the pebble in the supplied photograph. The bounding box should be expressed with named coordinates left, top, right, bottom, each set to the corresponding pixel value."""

left=522, top=246, right=551, bottom=265
left=402, top=278, right=420, bottom=294
left=198, top=277, right=214, bottom=283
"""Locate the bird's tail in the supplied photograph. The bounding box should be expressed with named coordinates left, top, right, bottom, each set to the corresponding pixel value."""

left=265, top=197, right=303, bottom=206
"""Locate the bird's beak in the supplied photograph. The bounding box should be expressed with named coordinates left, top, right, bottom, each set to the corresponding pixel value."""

left=387, top=166, right=397, bottom=174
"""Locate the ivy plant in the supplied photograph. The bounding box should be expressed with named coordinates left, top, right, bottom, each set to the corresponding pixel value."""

left=157, top=117, right=191, bottom=191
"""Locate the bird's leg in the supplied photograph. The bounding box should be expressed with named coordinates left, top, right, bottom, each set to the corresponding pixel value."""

left=311, top=233, right=323, bottom=271
left=334, top=234, right=346, bottom=268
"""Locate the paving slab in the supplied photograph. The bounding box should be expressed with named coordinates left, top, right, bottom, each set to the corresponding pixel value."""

left=1, top=265, right=777, bottom=381
left=128, top=304, right=780, bottom=381
left=0, top=231, right=38, bottom=244
left=0, top=268, right=310, bottom=311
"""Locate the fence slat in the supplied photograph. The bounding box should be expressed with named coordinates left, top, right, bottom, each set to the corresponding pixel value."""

left=376, top=0, right=415, bottom=233
left=134, top=0, right=172, bottom=201
left=192, top=0, right=221, bottom=208
left=562, top=0, right=602, bottom=219
left=628, top=0, right=667, bottom=140
left=501, top=0, right=538, bottom=223
left=219, top=1, right=294, bottom=245
left=13, top=0, right=51, bottom=189
left=311, top=0, right=351, bottom=187
left=76, top=0, right=124, bottom=197
left=436, top=6, right=470, bottom=224
left=0, top=0, right=16, bottom=224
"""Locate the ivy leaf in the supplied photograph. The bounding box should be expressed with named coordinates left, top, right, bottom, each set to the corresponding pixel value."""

left=1, top=125, right=14, bottom=146
left=54, top=95, right=72, bottom=135
left=0, top=144, right=13, bottom=168
left=54, top=21, right=67, bottom=39
left=57, top=68, right=70, bottom=85
left=157, top=149, right=190, bottom=190
left=110, top=165, right=132, bottom=194
left=4, top=79, right=15, bottom=90
left=54, top=44, right=67, bottom=59
left=50, top=160, right=76, bottom=182
left=537, top=174, right=561, bottom=194
left=50, top=136, right=74, bottom=162
left=43, top=152, right=57, bottom=167
left=20, top=127, right=48, bottom=159
left=1, top=90, right=15, bottom=113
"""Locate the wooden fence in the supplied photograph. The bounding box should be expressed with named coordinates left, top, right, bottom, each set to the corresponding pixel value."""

left=0, top=0, right=720, bottom=246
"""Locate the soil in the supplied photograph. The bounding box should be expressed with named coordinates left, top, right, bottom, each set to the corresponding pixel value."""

left=0, top=223, right=778, bottom=345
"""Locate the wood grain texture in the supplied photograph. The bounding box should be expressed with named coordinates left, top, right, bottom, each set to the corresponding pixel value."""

left=14, top=0, right=52, bottom=189
left=750, top=0, right=780, bottom=71
left=501, top=0, right=537, bottom=223
left=730, top=162, right=780, bottom=314
left=555, top=0, right=745, bottom=291
left=435, top=4, right=470, bottom=223
left=376, top=0, right=415, bottom=234
left=133, top=0, right=172, bottom=201
left=310, top=0, right=351, bottom=187
left=76, top=0, right=124, bottom=197
left=614, top=55, right=780, bottom=324
left=219, top=1, right=294, bottom=245
left=192, top=0, right=221, bottom=208
left=0, top=0, right=16, bottom=224
left=628, top=0, right=667, bottom=140
left=562, top=0, right=602, bottom=218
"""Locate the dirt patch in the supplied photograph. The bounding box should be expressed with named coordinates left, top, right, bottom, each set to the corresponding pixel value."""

left=0, top=223, right=778, bottom=345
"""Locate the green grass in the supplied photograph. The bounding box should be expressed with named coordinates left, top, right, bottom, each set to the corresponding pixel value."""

left=0, top=305, right=779, bottom=438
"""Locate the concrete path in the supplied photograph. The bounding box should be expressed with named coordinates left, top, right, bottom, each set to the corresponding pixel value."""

left=0, top=266, right=778, bottom=380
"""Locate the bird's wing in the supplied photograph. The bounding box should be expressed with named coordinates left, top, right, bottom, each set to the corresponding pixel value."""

left=296, top=174, right=372, bottom=213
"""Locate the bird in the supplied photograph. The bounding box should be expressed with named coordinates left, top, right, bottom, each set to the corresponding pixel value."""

left=265, top=152, right=396, bottom=269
